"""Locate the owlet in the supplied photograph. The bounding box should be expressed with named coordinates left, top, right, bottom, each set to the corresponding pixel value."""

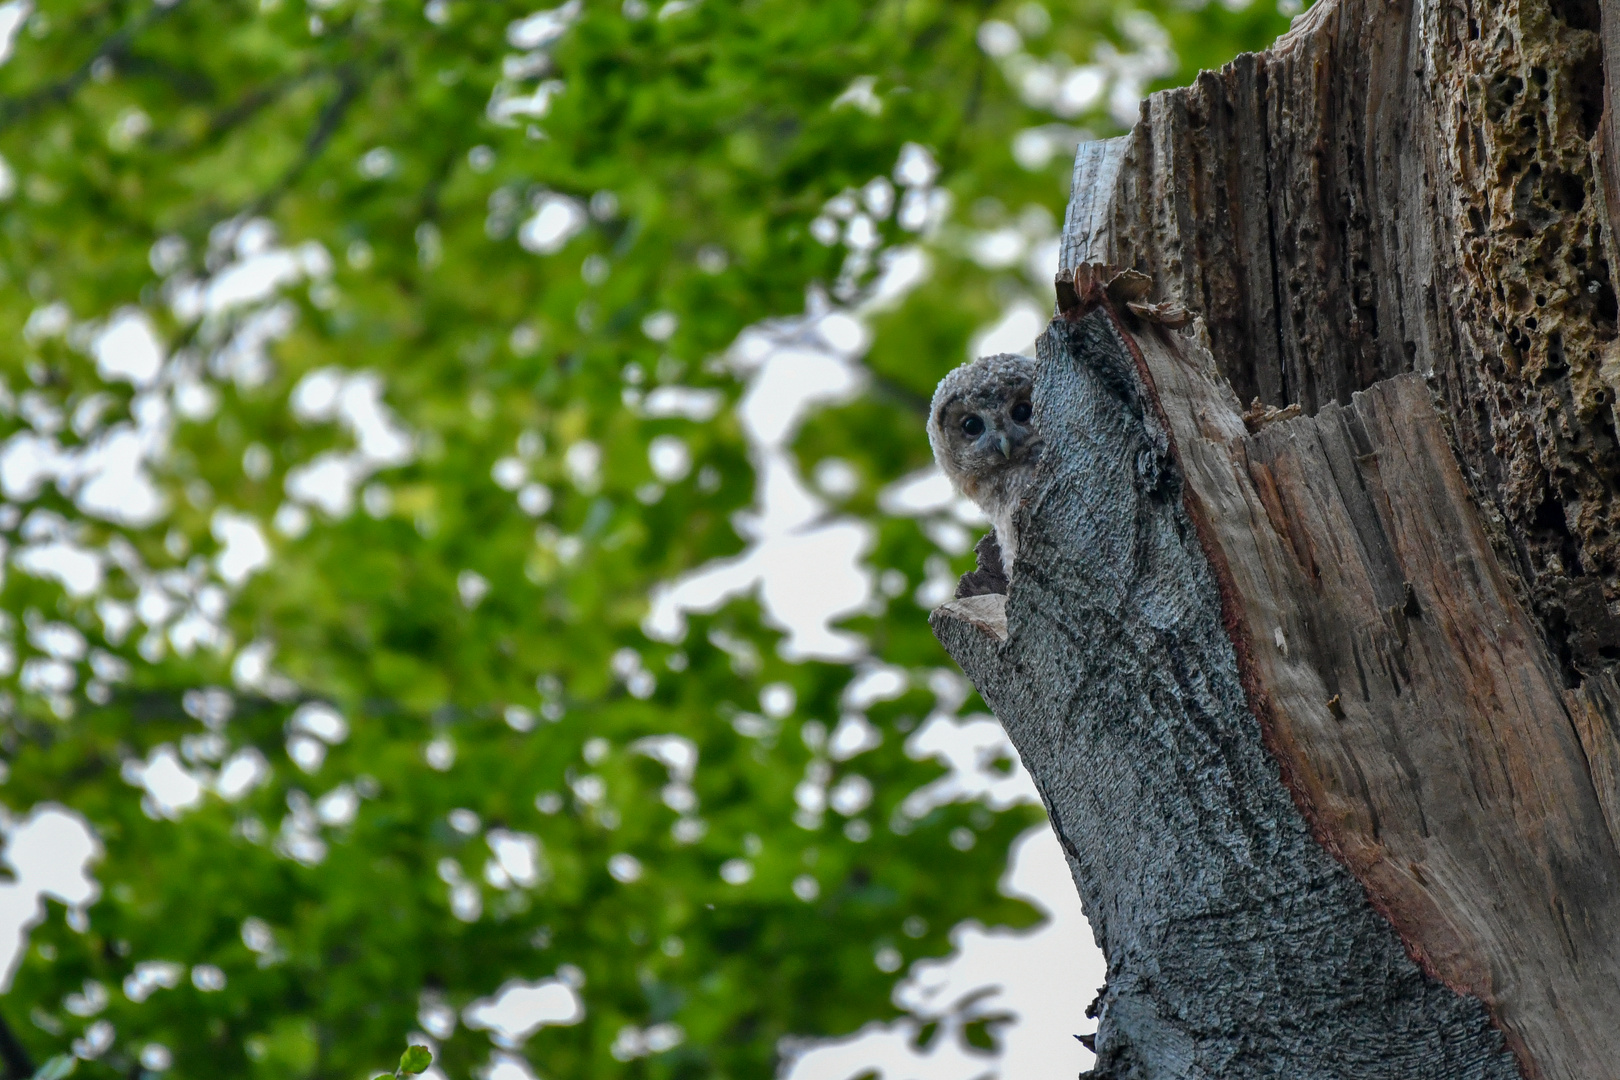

left=927, top=353, right=1043, bottom=569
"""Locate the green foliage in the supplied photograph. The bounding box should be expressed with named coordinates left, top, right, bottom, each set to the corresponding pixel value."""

left=0, top=1, right=1293, bottom=1079
left=395, top=1045, right=434, bottom=1077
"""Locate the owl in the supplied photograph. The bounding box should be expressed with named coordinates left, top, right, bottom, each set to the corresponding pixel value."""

left=927, top=353, right=1043, bottom=570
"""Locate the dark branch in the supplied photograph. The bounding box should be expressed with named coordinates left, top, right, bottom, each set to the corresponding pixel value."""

left=239, top=64, right=363, bottom=220
left=0, top=0, right=187, bottom=134
left=0, top=1006, right=35, bottom=1080
left=151, top=68, right=323, bottom=156
left=866, top=373, right=930, bottom=416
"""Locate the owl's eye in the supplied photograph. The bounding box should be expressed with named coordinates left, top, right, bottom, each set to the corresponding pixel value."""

left=1010, top=401, right=1032, bottom=423
left=961, top=414, right=985, bottom=437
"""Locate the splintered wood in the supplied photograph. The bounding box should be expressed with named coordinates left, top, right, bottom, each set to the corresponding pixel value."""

left=1135, top=320, right=1620, bottom=1080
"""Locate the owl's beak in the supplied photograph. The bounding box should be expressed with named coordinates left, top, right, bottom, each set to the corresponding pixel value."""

left=997, top=433, right=1012, bottom=459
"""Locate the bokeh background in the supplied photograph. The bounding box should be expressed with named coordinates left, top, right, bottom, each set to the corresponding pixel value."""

left=0, top=2, right=1297, bottom=1078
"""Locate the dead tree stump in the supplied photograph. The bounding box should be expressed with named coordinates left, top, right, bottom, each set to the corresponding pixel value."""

left=931, top=0, right=1620, bottom=1075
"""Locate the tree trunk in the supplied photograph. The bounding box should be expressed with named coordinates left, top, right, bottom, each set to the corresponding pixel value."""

left=930, top=0, right=1620, bottom=1076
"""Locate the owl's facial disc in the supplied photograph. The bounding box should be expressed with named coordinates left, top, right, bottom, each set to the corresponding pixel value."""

left=946, top=385, right=1037, bottom=472
left=927, top=353, right=1042, bottom=506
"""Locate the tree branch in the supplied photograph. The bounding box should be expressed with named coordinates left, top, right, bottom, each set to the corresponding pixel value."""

left=151, top=67, right=326, bottom=156
left=0, top=1006, right=35, bottom=1080
left=0, top=0, right=187, bottom=134
left=238, top=63, right=363, bottom=221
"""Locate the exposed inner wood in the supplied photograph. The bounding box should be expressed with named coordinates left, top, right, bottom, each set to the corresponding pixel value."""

left=1062, top=0, right=1620, bottom=681
left=934, top=593, right=1007, bottom=641
left=1135, top=315, right=1620, bottom=1080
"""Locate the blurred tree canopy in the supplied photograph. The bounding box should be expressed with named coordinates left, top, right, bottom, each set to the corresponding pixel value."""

left=0, top=1, right=1294, bottom=1078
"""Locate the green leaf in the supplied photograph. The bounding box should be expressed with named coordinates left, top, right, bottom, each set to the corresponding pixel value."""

left=397, top=1046, right=434, bottom=1076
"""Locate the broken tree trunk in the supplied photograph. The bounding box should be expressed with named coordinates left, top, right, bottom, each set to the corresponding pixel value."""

left=931, top=0, right=1620, bottom=1076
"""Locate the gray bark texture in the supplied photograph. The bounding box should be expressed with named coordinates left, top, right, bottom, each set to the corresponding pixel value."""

left=931, top=0, right=1620, bottom=1075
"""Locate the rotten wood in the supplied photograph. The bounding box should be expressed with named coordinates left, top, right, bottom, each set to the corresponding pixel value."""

left=1065, top=0, right=1620, bottom=677
left=1140, top=314, right=1620, bottom=1078
left=930, top=0, right=1620, bottom=1072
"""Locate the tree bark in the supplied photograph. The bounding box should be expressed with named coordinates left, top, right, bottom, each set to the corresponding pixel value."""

left=931, top=0, right=1620, bottom=1076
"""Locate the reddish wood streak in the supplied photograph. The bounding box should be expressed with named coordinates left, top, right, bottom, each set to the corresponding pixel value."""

left=1109, top=315, right=1558, bottom=1078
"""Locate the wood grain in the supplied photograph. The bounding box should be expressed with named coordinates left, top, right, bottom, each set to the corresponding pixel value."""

left=933, top=309, right=1521, bottom=1079
left=1062, top=0, right=1620, bottom=678
left=1135, top=317, right=1620, bottom=1080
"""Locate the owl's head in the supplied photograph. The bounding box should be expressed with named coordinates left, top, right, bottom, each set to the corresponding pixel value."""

left=927, top=353, right=1041, bottom=499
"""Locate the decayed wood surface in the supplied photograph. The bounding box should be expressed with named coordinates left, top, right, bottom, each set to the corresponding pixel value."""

left=1568, top=672, right=1620, bottom=861
left=1140, top=317, right=1620, bottom=1078
left=1066, top=0, right=1620, bottom=679
left=933, top=309, right=1521, bottom=1079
